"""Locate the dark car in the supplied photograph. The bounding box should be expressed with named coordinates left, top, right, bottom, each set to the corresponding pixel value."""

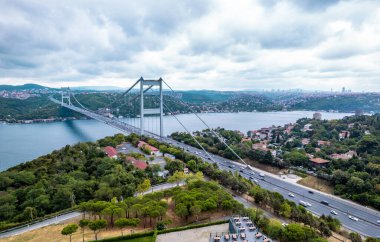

left=308, top=190, right=314, bottom=194
left=321, top=200, right=329, bottom=205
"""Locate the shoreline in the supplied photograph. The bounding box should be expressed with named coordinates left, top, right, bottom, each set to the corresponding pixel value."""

left=0, top=109, right=357, bottom=125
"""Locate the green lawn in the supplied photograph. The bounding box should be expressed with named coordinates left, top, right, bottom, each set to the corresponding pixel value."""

left=118, top=236, right=153, bottom=242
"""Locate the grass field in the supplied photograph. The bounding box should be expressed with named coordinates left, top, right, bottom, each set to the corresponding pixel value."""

left=117, top=236, right=153, bottom=242
left=297, top=175, right=334, bottom=194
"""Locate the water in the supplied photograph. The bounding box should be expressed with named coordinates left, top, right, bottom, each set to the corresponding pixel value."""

left=0, top=111, right=352, bottom=171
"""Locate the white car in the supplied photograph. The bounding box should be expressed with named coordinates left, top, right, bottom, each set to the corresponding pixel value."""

left=282, top=223, right=288, bottom=227
left=377, top=220, right=380, bottom=224
left=349, top=215, right=359, bottom=221
left=306, top=202, right=312, bottom=207
left=253, top=179, right=259, bottom=183
left=288, top=193, right=295, bottom=198
left=330, top=210, right=338, bottom=215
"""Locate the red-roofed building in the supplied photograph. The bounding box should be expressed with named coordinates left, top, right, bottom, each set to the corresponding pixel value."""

left=310, top=158, right=330, bottom=167
left=138, top=141, right=162, bottom=156
left=125, top=156, right=148, bottom=170
left=104, top=146, right=117, bottom=159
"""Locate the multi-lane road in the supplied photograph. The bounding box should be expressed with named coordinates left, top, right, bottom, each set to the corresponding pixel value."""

left=166, top=139, right=380, bottom=238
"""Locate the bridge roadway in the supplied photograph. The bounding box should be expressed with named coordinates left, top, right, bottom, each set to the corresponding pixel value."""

left=52, top=98, right=380, bottom=238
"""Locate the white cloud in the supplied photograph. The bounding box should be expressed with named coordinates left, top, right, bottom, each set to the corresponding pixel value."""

left=0, top=0, right=380, bottom=91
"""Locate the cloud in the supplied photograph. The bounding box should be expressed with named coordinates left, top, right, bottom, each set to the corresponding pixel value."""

left=0, top=0, right=380, bottom=91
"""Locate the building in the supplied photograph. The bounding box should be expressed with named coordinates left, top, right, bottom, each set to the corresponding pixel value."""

left=303, top=124, right=312, bottom=132
left=138, top=141, right=162, bottom=156
left=317, top=140, right=331, bottom=147
left=313, top=112, right=322, bottom=120
left=310, top=157, right=330, bottom=167
left=125, top=156, right=148, bottom=170
left=104, top=146, right=117, bottom=159
left=355, top=109, right=364, bottom=116
left=330, top=150, right=356, bottom=160
left=339, top=131, right=350, bottom=139
left=301, top=138, right=310, bottom=146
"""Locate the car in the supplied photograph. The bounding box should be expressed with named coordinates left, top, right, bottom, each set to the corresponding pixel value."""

left=229, top=165, right=235, bottom=168
left=253, top=179, right=259, bottom=183
left=377, top=220, right=380, bottom=224
left=249, top=176, right=254, bottom=179
left=320, top=200, right=329, bottom=205
left=288, top=193, right=295, bottom=198
left=330, top=210, right=338, bottom=215
left=306, top=202, right=312, bottom=207
left=259, top=173, right=265, bottom=179
left=308, top=190, right=314, bottom=194
left=349, top=215, right=359, bottom=221
left=282, top=223, right=288, bottom=227
left=299, top=201, right=308, bottom=207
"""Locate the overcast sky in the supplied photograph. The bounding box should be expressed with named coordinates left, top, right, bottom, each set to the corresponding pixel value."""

left=0, top=0, right=380, bottom=91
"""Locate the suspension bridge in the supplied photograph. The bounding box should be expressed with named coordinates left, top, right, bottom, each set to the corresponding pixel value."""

left=49, top=77, right=245, bottom=165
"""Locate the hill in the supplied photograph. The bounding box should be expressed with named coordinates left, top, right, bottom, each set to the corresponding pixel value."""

left=0, top=83, right=53, bottom=91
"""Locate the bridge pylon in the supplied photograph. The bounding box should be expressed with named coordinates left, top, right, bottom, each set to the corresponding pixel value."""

left=138, top=77, right=164, bottom=137
left=61, top=87, right=71, bottom=106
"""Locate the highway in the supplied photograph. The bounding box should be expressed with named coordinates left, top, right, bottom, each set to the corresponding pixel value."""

left=167, top=139, right=380, bottom=238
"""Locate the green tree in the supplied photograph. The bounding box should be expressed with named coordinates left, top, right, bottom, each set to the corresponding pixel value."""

left=137, top=179, right=151, bottom=195
left=114, top=218, right=140, bottom=236
left=88, top=219, right=107, bottom=241
left=79, top=219, right=90, bottom=242
left=61, top=224, right=78, bottom=242
left=190, top=205, right=202, bottom=221
left=280, top=202, right=292, bottom=218
left=102, top=204, right=123, bottom=227
left=168, top=171, right=186, bottom=186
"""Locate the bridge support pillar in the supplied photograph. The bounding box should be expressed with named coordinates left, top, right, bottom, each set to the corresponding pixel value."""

left=138, top=77, right=164, bottom=137
left=61, top=87, right=71, bottom=105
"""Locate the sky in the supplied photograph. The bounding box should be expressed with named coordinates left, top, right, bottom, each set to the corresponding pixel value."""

left=0, top=0, right=380, bottom=91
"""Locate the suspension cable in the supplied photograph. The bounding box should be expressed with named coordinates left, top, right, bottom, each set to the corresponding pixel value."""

left=162, top=80, right=247, bottom=166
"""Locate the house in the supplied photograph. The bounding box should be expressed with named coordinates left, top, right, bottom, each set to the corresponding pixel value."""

left=138, top=141, right=162, bottom=156
left=301, top=138, right=310, bottom=146
left=104, top=146, right=118, bottom=159
left=184, top=167, right=189, bottom=174
left=330, top=150, right=357, bottom=160
left=252, top=142, right=267, bottom=151
left=125, top=156, right=148, bottom=170
left=284, top=123, right=294, bottom=134
left=303, top=124, right=312, bottom=132
left=241, top=137, right=251, bottom=142
left=313, top=112, right=322, bottom=120
left=310, top=158, right=330, bottom=167
left=317, top=140, right=331, bottom=147
left=339, top=131, right=350, bottom=139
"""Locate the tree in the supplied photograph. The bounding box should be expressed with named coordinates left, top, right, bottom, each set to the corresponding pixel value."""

left=175, top=203, right=189, bottom=220
left=61, top=224, right=78, bottom=242
left=88, top=219, right=107, bottom=241
left=102, top=204, right=123, bottom=227
left=137, top=179, right=151, bottom=195
left=23, top=207, right=37, bottom=221
left=280, top=202, right=292, bottom=218
left=114, top=218, right=140, bottom=236
left=79, top=219, right=89, bottom=242
left=349, top=232, right=363, bottom=242
left=190, top=205, right=202, bottom=221
left=168, top=171, right=186, bottom=186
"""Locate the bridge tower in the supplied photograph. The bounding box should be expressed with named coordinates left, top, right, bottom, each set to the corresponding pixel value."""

left=138, top=77, right=163, bottom=137
left=61, top=87, right=71, bottom=105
